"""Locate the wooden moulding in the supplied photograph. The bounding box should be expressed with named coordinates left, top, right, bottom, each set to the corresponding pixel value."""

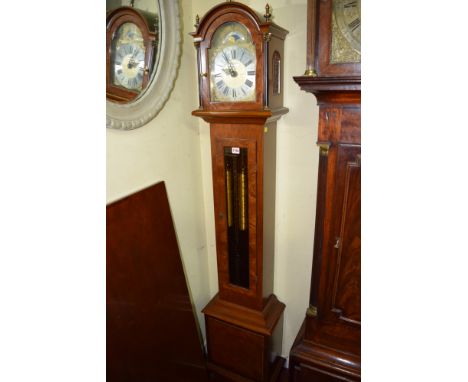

left=203, top=293, right=285, bottom=336
left=192, top=107, right=289, bottom=125
left=293, top=76, right=361, bottom=94
left=206, top=357, right=285, bottom=382
left=289, top=322, right=360, bottom=381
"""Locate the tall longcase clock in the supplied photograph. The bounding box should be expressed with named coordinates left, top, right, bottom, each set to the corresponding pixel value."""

left=191, top=2, right=288, bottom=381
left=290, top=0, right=361, bottom=381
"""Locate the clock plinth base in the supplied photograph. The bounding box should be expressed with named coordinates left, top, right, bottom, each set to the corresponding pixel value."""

left=207, top=356, right=285, bottom=382
left=289, top=321, right=361, bottom=381
left=203, top=294, right=285, bottom=382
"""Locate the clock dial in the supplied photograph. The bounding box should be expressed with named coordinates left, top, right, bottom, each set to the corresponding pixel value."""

left=209, top=22, right=256, bottom=102
left=110, top=22, right=146, bottom=92
left=331, top=0, right=361, bottom=63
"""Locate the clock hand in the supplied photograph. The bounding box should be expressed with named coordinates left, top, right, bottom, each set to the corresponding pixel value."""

left=222, top=50, right=237, bottom=76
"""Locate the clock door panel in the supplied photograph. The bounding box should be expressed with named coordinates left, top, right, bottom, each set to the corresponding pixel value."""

left=325, top=144, right=361, bottom=327
left=330, top=145, right=361, bottom=326
left=305, top=143, right=361, bottom=353
left=211, top=124, right=262, bottom=310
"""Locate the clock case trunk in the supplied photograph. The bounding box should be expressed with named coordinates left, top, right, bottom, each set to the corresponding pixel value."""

left=106, top=6, right=158, bottom=103
left=289, top=0, right=361, bottom=381
left=191, top=3, right=288, bottom=381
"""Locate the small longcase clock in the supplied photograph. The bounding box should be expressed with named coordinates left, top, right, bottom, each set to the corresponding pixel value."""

left=191, top=2, right=288, bottom=381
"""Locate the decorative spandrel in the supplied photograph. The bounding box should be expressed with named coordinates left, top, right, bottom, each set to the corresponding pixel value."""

left=224, top=147, right=249, bottom=289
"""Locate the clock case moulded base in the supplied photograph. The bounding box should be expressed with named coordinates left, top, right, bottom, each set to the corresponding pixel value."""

left=203, top=294, right=285, bottom=382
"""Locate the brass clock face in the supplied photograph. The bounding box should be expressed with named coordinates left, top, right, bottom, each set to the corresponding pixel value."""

left=209, top=22, right=257, bottom=103
left=110, top=22, right=146, bottom=92
left=331, top=0, right=361, bottom=64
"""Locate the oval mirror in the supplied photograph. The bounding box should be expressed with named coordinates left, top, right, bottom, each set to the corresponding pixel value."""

left=106, top=0, right=181, bottom=130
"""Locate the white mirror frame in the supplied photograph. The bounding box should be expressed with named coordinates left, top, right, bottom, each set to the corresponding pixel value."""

left=106, top=0, right=181, bottom=130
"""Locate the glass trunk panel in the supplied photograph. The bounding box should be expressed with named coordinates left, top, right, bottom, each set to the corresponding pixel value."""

left=224, top=147, right=249, bottom=288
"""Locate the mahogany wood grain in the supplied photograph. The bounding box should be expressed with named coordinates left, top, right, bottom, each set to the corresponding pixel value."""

left=203, top=294, right=285, bottom=382
left=289, top=323, right=360, bottom=382
left=106, top=182, right=208, bottom=382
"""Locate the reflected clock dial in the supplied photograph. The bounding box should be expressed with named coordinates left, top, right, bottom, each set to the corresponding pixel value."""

left=113, top=44, right=145, bottom=90
left=110, top=22, right=147, bottom=92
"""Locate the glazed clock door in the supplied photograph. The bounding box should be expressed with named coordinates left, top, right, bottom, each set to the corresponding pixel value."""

left=211, top=125, right=262, bottom=310
left=197, top=13, right=265, bottom=111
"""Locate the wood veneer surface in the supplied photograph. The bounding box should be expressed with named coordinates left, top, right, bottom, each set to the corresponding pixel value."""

left=107, top=182, right=208, bottom=382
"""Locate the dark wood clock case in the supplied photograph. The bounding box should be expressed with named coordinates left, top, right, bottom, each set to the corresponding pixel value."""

left=289, top=0, right=361, bottom=381
left=191, top=2, right=288, bottom=382
left=106, top=6, right=157, bottom=103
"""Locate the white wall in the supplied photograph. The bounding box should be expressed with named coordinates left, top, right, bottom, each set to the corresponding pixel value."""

left=107, top=0, right=320, bottom=360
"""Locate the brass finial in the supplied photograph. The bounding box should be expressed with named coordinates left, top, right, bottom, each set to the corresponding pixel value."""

left=195, top=14, right=200, bottom=28
left=264, top=4, right=272, bottom=22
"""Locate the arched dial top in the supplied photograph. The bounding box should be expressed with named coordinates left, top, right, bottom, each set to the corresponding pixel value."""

left=111, top=22, right=147, bottom=92
left=209, top=22, right=257, bottom=103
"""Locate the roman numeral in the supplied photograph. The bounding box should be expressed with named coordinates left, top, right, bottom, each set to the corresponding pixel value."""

left=245, top=79, right=253, bottom=88
left=231, top=49, right=237, bottom=59
left=240, top=49, right=245, bottom=61
left=223, top=87, right=230, bottom=96
left=232, top=89, right=237, bottom=98
left=244, top=59, right=253, bottom=67
left=344, top=0, right=357, bottom=8
left=216, top=80, right=225, bottom=89
left=247, top=71, right=256, bottom=76
left=348, top=18, right=360, bottom=32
